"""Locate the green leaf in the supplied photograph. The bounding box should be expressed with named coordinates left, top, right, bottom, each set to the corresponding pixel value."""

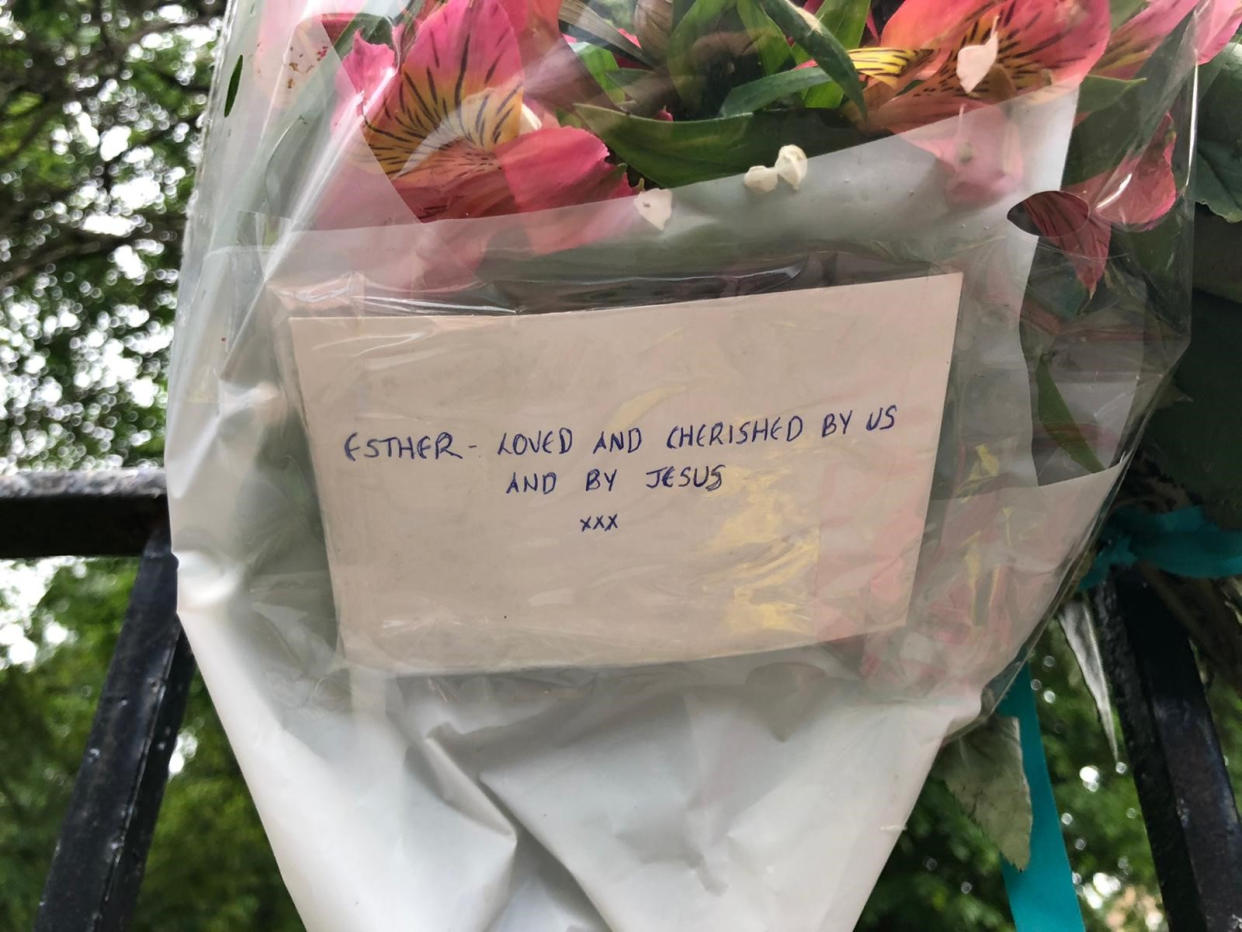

left=1112, top=207, right=1191, bottom=306
left=223, top=55, right=243, bottom=118
left=757, top=0, right=864, bottom=112
left=803, top=82, right=844, bottom=111
left=1194, top=42, right=1242, bottom=221
left=1064, top=15, right=1192, bottom=184
left=576, top=104, right=862, bottom=186
left=719, top=68, right=835, bottom=116
left=561, top=0, right=657, bottom=67
left=665, top=0, right=737, bottom=107
left=1197, top=38, right=1233, bottom=95
left=1035, top=356, right=1106, bottom=473
left=1194, top=209, right=1242, bottom=302
left=1144, top=290, right=1242, bottom=529
left=608, top=68, right=662, bottom=89
left=576, top=45, right=627, bottom=104
left=1196, top=147, right=1242, bottom=221
left=394, top=0, right=426, bottom=29
left=578, top=43, right=621, bottom=78
left=789, top=0, right=869, bottom=107
left=1109, top=0, right=1146, bottom=28
left=932, top=715, right=1033, bottom=870
left=812, top=0, right=868, bottom=47
left=737, top=0, right=791, bottom=75
left=794, top=0, right=866, bottom=108
left=329, top=12, right=393, bottom=57
left=1076, top=74, right=1144, bottom=113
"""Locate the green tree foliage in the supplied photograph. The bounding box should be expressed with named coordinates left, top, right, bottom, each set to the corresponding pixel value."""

left=2, top=0, right=218, bottom=468
left=1, top=5, right=305, bottom=925
left=862, top=624, right=1161, bottom=932
left=0, top=563, right=135, bottom=931
left=0, top=561, right=303, bottom=929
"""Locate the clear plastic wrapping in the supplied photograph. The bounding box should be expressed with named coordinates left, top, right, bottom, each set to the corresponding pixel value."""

left=167, top=0, right=1217, bottom=926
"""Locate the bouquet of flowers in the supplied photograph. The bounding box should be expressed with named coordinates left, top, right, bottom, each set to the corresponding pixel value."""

left=166, top=0, right=1234, bottom=927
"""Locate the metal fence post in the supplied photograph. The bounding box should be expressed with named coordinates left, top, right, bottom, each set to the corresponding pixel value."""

left=1092, top=569, right=1242, bottom=932
left=33, top=523, right=194, bottom=932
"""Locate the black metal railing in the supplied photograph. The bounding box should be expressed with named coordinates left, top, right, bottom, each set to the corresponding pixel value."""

left=1092, top=576, right=1242, bottom=931
left=1, top=471, right=194, bottom=932
left=3, top=469, right=1240, bottom=931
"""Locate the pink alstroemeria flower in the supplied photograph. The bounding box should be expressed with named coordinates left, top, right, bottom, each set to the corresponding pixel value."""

left=1097, top=0, right=1242, bottom=78
left=342, top=0, right=630, bottom=223
left=861, top=0, right=1111, bottom=133
left=840, top=0, right=1109, bottom=206
left=495, top=0, right=610, bottom=108
left=1025, top=118, right=1176, bottom=292
left=1026, top=0, right=1239, bottom=291
left=1072, top=0, right=1240, bottom=222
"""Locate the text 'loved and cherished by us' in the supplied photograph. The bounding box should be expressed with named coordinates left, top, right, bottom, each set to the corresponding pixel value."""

left=340, top=404, right=901, bottom=533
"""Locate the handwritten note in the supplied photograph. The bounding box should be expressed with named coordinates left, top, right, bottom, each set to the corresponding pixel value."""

left=289, top=274, right=962, bottom=673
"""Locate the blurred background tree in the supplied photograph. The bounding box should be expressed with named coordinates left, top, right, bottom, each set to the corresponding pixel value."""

left=1, top=1, right=1239, bottom=930
left=1, top=0, right=212, bottom=467
left=2, top=0, right=301, bottom=927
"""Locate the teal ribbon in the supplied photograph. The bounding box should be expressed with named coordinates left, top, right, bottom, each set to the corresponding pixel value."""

left=1082, top=505, right=1242, bottom=589
left=999, top=507, right=1242, bottom=926
left=998, top=666, right=1085, bottom=932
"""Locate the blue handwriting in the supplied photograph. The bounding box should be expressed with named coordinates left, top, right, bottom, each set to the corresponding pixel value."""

left=497, top=428, right=573, bottom=455
left=344, top=431, right=461, bottom=461
left=865, top=404, right=898, bottom=431
left=591, top=428, right=643, bottom=454
left=585, top=468, right=618, bottom=492
left=506, top=471, right=557, bottom=495
left=665, top=416, right=803, bottom=449
left=644, top=464, right=725, bottom=491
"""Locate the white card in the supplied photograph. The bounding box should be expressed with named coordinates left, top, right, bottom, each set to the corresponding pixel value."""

left=289, top=273, right=963, bottom=672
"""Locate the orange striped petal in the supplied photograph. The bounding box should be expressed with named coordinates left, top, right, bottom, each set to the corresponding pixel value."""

left=388, top=141, right=517, bottom=220
left=363, top=0, right=524, bottom=178
left=961, top=0, right=1110, bottom=87
left=1095, top=0, right=1197, bottom=78
left=387, top=126, right=632, bottom=223
left=881, top=0, right=1003, bottom=51
left=1096, top=0, right=1238, bottom=78
left=872, top=0, right=1110, bottom=132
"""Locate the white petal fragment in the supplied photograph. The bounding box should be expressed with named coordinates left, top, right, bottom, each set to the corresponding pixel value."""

left=519, top=104, right=543, bottom=134
left=956, top=26, right=999, bottom=94
left=774, top=144, right=808, bottom=190
left=744, top=164, right=780, bottom=193
left=635, top=188, right=673, bottom=230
